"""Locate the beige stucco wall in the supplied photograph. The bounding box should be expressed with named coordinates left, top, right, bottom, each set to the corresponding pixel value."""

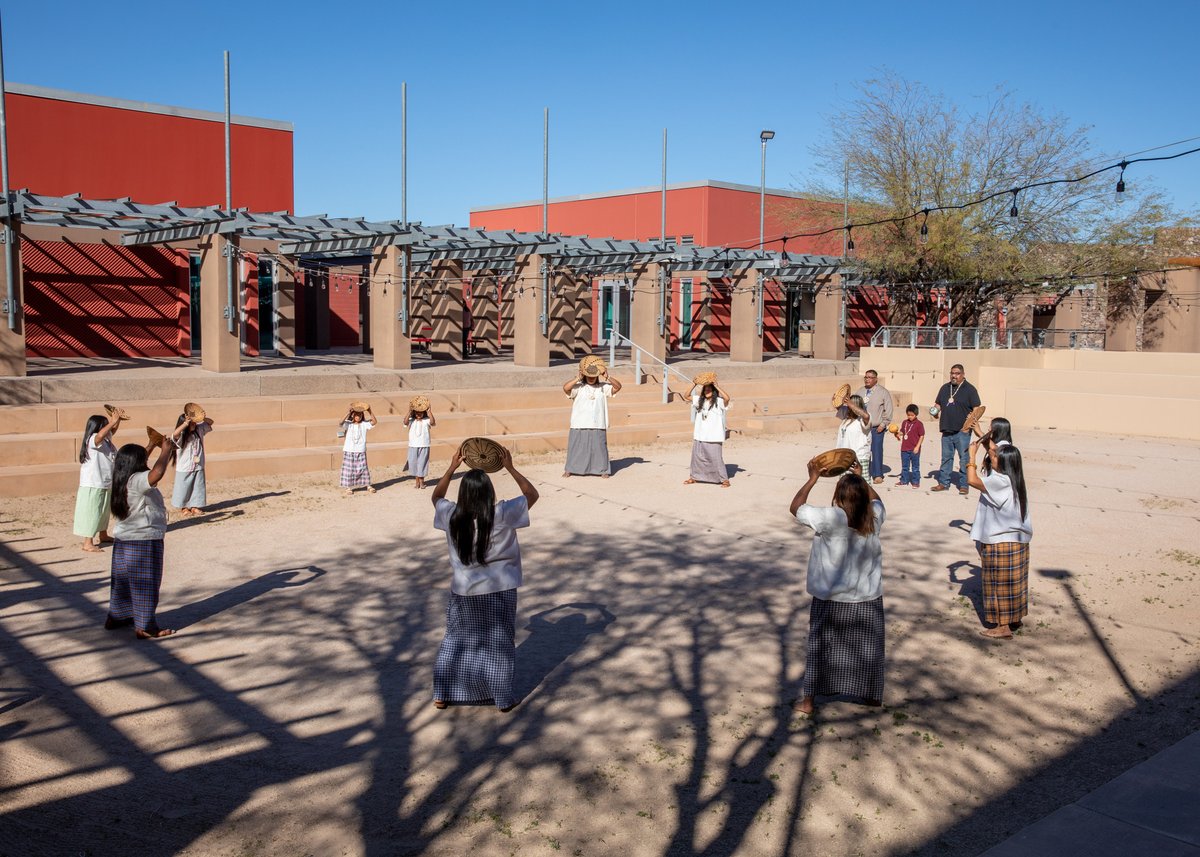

left=860, top=347, right=1200, bottom=441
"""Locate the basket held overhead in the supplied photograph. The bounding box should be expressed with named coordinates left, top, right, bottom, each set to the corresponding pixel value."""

left=461, top=437, right=506, bottom=473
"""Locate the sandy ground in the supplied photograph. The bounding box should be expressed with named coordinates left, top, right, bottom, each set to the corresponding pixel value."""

left=2, top=428, right=1199, bottom=857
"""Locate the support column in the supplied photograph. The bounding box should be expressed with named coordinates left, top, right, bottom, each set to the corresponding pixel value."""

left=274, top=255, right=298, bottom=357
left=692, top=275, right=715, bottom=353
left=369, top=245, right=412, bottom=369
left=429, top=259, right=464, bottom=361
left=547, top=268, right=578, bottom=359
left=0, top=222, right=25, bottom=376
left=470, top=271, right=501, bottom=356
left=813, top=275, right=846, bottom=360
left=629, top=262, right=667, bottom=365
left=574, top=275, right=594, bottom=355
left=199, top=234, right=241, bottom=373
left=513, top=253, right=550, bottom=367
left=499, top=272, right=516, bottom=350
left=729, top=266, right=763, bottom=363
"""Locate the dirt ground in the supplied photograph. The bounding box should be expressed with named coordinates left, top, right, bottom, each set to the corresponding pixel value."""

left=2, top=428, right=1199, bottom=857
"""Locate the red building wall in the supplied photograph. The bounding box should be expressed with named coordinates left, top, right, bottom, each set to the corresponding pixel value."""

left=7, top=88, right=293, bottom=212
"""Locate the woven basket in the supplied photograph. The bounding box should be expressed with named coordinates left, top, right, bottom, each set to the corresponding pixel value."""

left=693, top=371, right=718, bottom=387
left=811, top=448, right=858, bottom=478
left=145, top=426, right=166, bottom=450
left=410, top=395, right=430, bottom=412
left=104, top=404, right=129, bottom=421
left=461, top=436, right=506, bottom=473
left=183, top=402, right=206, bottom=423
left=349, top=401, right=370, bottom=413
left=831, top=383, right=851, bottom=408
left=961, top=405, right=987, bottom=434
left=579, top=355, right=606, bottom=377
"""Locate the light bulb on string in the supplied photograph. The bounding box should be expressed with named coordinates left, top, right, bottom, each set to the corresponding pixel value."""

left=1009, top=190, right=1019, bottom=219
left=919, top=210, right=930, bottom=245
left=845, top=227, right=855, bottom=258
left=1114, top=161, right=1128, bottom=204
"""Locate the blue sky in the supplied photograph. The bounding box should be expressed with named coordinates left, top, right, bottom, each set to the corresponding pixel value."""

left=4, top=0, right=1198, bottom=226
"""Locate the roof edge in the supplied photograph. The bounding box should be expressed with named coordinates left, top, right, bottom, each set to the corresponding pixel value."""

left=470, top=179, right=821, bottom=213
left=6, top=82, right=293, bottom=132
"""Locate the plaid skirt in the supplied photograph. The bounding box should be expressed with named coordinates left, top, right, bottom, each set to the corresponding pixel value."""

left=340, top=451, right=371, bottom=488
left=979, top=541, right=1030, bottom=625
left=109, top=539, right=165, bottom=633
left=433, top=589, right=518, bottom=709
left=801, top=596, right=885, bottom=701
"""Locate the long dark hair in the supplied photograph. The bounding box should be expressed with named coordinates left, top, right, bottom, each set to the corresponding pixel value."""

left=994, top=444, right=1029, bottom=521
left=980, top=417, right=1014, bottom=475
left=79, top=414, right=107, bottom=464
left=449, top=469, right=496, bottom=566
left=700, top=383, right=719, bottom=411
left=110, top=443, right=149, bottom=520
left=176, top=413, right=196, bottom=448
left=832, top=473, right=875, bottom=536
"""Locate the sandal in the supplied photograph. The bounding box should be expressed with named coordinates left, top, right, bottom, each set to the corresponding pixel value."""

left=720, top=480, right=731, bottom=488
left=433, top=700, right=448, bottom=710
left=366, top=486, right=377, bottom=494
left=683, top=478, right=696, bottom=484
left=136, top=628, right=176, bottom=640
left=979, top=627, right=1013, bottom=639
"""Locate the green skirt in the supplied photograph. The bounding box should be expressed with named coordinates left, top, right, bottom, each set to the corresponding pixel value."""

left=73, top=486, right=111, bottom=538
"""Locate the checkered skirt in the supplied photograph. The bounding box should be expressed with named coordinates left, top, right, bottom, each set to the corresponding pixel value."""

left=109, top=539, right=165, bottom=633
left=980, top=541, right=1030, bottom=625
left=433, top=589, right=518, bottom=709
left=340, top=451, right=371, bottom=488
left=801, top=596, right=885, bottom=701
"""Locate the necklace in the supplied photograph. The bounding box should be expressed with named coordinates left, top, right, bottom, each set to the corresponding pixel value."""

left=947, top=381, right=961, bottom=405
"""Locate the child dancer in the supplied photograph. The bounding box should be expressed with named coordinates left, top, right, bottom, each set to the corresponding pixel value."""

left=835, top=393, right=872, bottom=474
left=171, top=408, right=215, bottom=517
left=897, top=404, right=925, bottom=488
left=404, top=396, right=436, bottom=489
left=73, top=411, right=123, bottom=552
left=340, top=404, right=377, bottom=495
left=106, top=435, right=175, bottom=639
left=684, top=378, right=732, bottom=487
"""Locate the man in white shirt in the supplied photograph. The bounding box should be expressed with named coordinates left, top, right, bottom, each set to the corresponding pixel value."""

left=562, top=365, right=622, bottom=477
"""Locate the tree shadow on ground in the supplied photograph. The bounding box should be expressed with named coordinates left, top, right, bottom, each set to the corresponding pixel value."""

left=201, top=491, right=291, bottom=513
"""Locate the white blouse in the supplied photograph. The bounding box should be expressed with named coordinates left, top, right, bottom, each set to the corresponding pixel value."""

left=691, top=394, right=728, bottom=443
left=794, top=500, right=886, bottom=602
left=569, top=382, right=613, bottom=430
left=970, top=470, right=1033, bottom=544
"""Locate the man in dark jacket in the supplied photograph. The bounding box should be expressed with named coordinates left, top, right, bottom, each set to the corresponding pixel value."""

left=931, top=363, right=981, bottom=495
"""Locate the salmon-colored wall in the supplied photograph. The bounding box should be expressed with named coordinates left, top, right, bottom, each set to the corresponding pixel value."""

left=329, top=268, right=364, bottom=348
left=22, top=237, right=190, bottom=357
left=7, top=91, right=294, bottom=212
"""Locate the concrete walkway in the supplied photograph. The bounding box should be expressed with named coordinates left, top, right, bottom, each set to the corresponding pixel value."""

left=981, top=729, right=1200, bottom=856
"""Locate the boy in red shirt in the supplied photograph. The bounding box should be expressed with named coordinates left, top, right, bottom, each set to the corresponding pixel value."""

left=898, top=403, right=925, bottom=488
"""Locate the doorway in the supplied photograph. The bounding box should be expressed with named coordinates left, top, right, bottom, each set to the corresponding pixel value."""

left=599, top=279, right=631, bottom=344
left=258, top=258, right=276, bottom=354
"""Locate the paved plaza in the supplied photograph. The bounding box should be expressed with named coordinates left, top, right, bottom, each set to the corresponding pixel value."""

left=2, top=428, right=1198, bottom=856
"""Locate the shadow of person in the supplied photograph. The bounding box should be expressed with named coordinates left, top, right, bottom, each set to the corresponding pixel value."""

left=512, top=602, right=616, bottom=704
left=947, top=560, right=985, bottom=622
left=202, top=491, right=291, bottom=513
left=948, top=518, right=972, bottom=533
left=609, top=457, right=645, bottom=475
left=157, top=566, right=327, bottom=631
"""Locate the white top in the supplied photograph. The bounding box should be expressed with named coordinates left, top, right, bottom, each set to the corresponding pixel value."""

left=794, top=500, right=886, bottom=602
left=434, top=496, right=530, bottom=596
left=176, top=422, right=212, bottom=474
left=970, top=470, right=1033, bottom=544
left=112, top=471, right=168, bottom=541
left=569, top=382, right=613, bottom=429
left=408, top=417, right=431, bottom=448
left=836, top=415, right=871, bottom=460
left=342, top=420, right=373, bottom=453
left=79, top=435, right=117, bottom=489
left=691, top=394, right=728, bottom=443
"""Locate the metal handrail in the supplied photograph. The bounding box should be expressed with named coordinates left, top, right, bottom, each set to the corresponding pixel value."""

left=606, top=328, right=692, bottom=404
left=869, top=325, right=1105, bottom=350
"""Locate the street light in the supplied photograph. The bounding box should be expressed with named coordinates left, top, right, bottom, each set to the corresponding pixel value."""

left=759, top=130, right=774, bottom=248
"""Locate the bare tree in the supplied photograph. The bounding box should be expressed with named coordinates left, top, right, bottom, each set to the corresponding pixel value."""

left=798, top=72, right=1190, bottom=325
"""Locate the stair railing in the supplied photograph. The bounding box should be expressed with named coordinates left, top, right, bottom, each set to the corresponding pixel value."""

left=606, top=328, right=693, bottom=404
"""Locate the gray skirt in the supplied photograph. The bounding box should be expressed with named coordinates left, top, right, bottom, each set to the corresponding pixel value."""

left=689, top=440, right=728, bottom=483
left=172, top=468, right=207, bottom=508
left=406, top=446, right=430, bottom=477
left=565, top=428, right=610, bottom=476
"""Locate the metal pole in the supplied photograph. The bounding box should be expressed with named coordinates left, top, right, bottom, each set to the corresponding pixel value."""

left=542, top=108, right=548, bottom=235
left=224, top=51, right=235, bottom=334
left=759, top=140, right=767, bottom=248
left=608, top=322, right=615, bottom=368
left=401, top=82, right=407, bottom=225
left=0, top=11, right=15, bottom=330
left=842, top=159, right=849, bottom=257
left=661, top=128, right=667, bottom=241
left=400, top=249, right=409, bottom=335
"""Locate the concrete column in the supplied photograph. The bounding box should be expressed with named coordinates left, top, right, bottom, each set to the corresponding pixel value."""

left=813, top=275, right=846, bottom=360
left=199, top=234, right=241, bottom=373
left=547, top=268, right=578, bottom=359
left=574, top=275, right=594, bottom=355
left=691, top=276, right=715, bottom=353
left=513, top=253, right=550, bottom=367
left=0, top=222, right=25, bottom=377
left=469, top=271, right=501, bottom=356
left=499, top=273, right=516, bottom=350
left=629, top=263, right=667, bottom=365
left=729, top=266, right=763, bottom=363
left=428, top=259, right=464, bottom=361
left=274, top=255, right=298, bottom=357
left=369, top=245, right=412, bottom=369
